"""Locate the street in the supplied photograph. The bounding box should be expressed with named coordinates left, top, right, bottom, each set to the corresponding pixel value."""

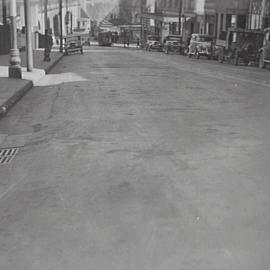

left=0, top=47, right=270, bottom=270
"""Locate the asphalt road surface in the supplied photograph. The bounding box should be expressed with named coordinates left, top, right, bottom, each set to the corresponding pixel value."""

left=0, top=47, right=270, bottom=270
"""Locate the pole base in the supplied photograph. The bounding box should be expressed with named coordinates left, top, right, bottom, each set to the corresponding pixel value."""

left=9, top=48, right=22, bottom=79
left=9, top=66, right=22, bottom=79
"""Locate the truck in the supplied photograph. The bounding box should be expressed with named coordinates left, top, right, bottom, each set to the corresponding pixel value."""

left=259, top=27, right=270, bottom=68
left=217, top=28, right=264, bottom=66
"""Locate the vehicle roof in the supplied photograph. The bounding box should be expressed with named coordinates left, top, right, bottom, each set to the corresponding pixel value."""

left=228, top=27, right=263, bottom=34
left=166, top=35, right=182, bottom=37
left=66, top=33, right=84, bottom=37
left=191, top=33, right=213, bottom=37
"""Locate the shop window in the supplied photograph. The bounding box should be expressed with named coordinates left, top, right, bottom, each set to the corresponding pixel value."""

left=226, top=14, right=232, bottom=29
left=208, top=24, right=214, bottom=36
left=220, top=13, right=224, bottom=33
left=237, top=15, right=246, bottom=29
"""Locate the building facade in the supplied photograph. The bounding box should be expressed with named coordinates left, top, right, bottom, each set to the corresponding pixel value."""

left=141, top=0, right=181, bottom=42
left=248, top=0, right=270, bottom=29
left=141, top=0, right=270, bottom=42
left=0, top=0, right=82, bottom=52
left=215, top=0, right=250, bottom=41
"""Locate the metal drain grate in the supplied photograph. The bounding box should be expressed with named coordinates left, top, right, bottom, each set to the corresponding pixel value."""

left=0, top=147, right=19, bottom=165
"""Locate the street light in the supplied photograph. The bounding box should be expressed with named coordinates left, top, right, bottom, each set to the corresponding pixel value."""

left=2, top=0, right=7, bottom=25
left=261, top=0, right=267, bottom=30
left=24, top=0, right=34, bottom=71
left=59, top=0, right=63, bottom=52
left=9, top=0, right=22, bottom=79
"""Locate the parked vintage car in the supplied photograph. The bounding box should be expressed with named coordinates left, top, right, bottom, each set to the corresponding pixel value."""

left=145, top=35, right=162, bottom=51
left=64, top=34, right=83, bottom=55
left=163, top=35, right=185, bottom=54
left=259, top=27, right=270, bottom=68
left=217, top=28, right=264, bottom=66
left=73, top=29, right=91, bottom=45
left=188, top=34, right=214, bottom=59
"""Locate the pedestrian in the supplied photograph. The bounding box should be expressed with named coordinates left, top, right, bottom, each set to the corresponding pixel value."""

left=136, top=38, right=140, bottom=48
left=123, top=39, right=126, bottom=48
left=127, top=38, right=129, bottom=48
left=44, top=29, right=53, bottom=62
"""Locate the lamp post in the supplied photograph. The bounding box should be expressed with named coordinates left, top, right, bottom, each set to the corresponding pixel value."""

left=178, top=0, right=182, bottom=35
left=24, top=0, right=33, bottom=71
left=9, top=0, right=22, bottom=79
left=261, top=0, right=267, bottom=30
left=2, top=0, right=7, bottom=25
left=44, top=0, right=48, bottom=30
left=59, top=0, right=63, bottom=52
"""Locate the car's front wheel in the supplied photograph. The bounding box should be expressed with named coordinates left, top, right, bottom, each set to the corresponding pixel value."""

left=259, top=52, right=266, bottom=69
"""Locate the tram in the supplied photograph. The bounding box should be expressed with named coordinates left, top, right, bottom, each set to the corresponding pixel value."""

left=98, top=31, right=112, bottom=46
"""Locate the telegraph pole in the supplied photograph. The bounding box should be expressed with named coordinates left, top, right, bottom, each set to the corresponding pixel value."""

left=59, top=0, right=63, bottom=52
left=178, top=0, right=182, bottom=35
left=44, top=0, right=48, bottom=31
left=140, top=0, right=143, bottom=43
left=9, top=0, right=22, bottom=79
left=261, top=0, right=267, bottom=30
left=24, top=0, right=34, bottom=71
left=2, top=0, right=7, bottom=25
left=66, top=0, right=69, bottom=35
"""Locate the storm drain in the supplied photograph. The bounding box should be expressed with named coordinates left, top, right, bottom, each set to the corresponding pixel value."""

left=0, top=147, right=19, bottom=165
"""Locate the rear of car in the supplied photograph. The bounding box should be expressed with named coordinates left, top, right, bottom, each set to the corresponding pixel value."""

left=196, top=35, right=214, bottom=58
left=188, top=34, right=214, bottom=59
left=146, top=35, right=162, bottom=51
left=163, top=35, right=184, bottom=54
left=259, top=28, right=270, bottom=68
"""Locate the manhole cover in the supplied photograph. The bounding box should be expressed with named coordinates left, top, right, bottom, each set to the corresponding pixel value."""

left=0, top=147, right=19, bottom=165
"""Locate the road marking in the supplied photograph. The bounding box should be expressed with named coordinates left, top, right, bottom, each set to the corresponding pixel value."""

left=0, top=147, right=19, bottom=165
left=0, top=183, right=17, bottom=201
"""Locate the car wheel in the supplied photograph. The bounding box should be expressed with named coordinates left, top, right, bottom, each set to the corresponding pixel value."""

left=234, top=51, right=239, bottom=66
left=259, top=53, right=266, bottom=69
left=218, top=52, right=224, bottom=63
left=244, top=58, right=249, bottom=66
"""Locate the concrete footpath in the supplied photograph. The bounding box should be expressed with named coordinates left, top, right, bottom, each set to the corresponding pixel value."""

left=0, top=49, right=63, bottom=119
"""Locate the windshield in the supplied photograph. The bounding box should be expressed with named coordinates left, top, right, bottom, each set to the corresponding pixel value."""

left=147, top=36, right=159, bottom=41
left=198, top=36, right=213, bottom=42
left=167, top=36, right=182, bottom=42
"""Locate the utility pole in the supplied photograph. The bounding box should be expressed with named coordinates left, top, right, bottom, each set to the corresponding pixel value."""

left=178, top=0, right=182, bottom=35
left=140, top=0, right=143, bottom=43
left=261, top=0, right=267, bottom=30
left=44, top=0, right=48, bottom=31
left=9, top=0, right=22, bottom=79
left=181, top=0, right=185, bottom=39
left=59, top=0, right=63, bottom=52
left=2, top=0, right=7, bottom=25
left=65, top=0, right=69, bottom=35
left=24, top=0, right=34, bottom=71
